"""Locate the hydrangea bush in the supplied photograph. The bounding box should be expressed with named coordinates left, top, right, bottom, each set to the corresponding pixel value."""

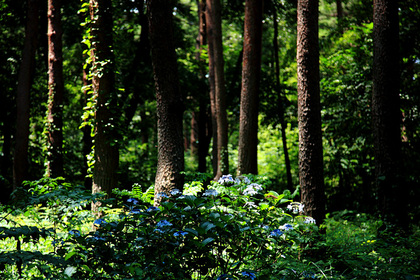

left=58, top=175, right=319, bottom=279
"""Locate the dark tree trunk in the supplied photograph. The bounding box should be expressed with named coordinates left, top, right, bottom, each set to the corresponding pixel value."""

left=46, top=0, right=64, bottom=178
left=336, top=0, right=343, bottom=33
left=195, top=0, right=211, bottom=173
left=147, top=0, right=184, bottom=204
left=336, top=0, right=343, bottom=20
left=237, top=0, right=263, bottom=175
left=273, top=7, right=293, bottom=190
left=90, top=0, right=119, bottom=202
left=13, top=0, right=40, bottom=189
left=206, top=0, right=228, bottom=180
left=372, top=0, right=406, bottom=227
left=297, top=0, right=325, bottom=224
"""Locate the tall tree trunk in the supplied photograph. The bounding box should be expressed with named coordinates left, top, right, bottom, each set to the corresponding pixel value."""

left=13, top=0, right=40, bottom=189
left=195, top=0, right=211, bottom=173
left=273, top=7, right=293, bottom=190
left=237, top=0, right=263, bottom=175
left=206, top=0, right=228, bottom=180
left=90, top=0, right=119, bottom=203
left=372, top=0, right=406, bottom=227
left=297, top=0, right=325, bottom=224
left=147, top=0, right=184, bottom=204
left=46, top=0, right=64, bottom=178
left=336, top=0, right=343, bottom=33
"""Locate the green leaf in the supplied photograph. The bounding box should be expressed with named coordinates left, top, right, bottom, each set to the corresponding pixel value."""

left=65, top=251, right=77, bottom=261
left=184, top=228, right=198, bottom=236
left=200, top=222, right=216, bottom=233
left=201, top=237, right=214, bottom=247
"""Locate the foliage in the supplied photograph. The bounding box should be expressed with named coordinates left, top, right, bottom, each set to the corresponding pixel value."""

left=1, top=177, right=420, bottom=279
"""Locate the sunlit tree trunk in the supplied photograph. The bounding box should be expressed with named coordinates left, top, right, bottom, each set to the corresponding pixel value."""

left=90, top=0, right=119, bottom=206
left=147, top=0, right=184, bottom=204
left=373, top=0, right=406, bottom=227
left=297, top=0, right=325, bottom=224
left=13, top=0, right=40, bottom=189
left=46, top=0, right=64, bottom=178
left=206, top=0, right=228, bottom=180
left=237, top=0, right=263, bottom=175
left=81, top=57, right=93, bottom=189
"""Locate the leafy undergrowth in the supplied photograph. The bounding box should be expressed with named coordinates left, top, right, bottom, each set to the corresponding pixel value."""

left=0, top=176, right=419, bottom=279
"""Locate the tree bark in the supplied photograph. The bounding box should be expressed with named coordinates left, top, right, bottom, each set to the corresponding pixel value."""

left=237, top=0, right=263, bottom=175
left=194, top=0, right=211, bottom=173
left=206, top=0, right=229, bottom=180
left=372, top=0, right=406, bottom=227
left=46, top=0, right=64, bottom=178
left=147, top=0, right=184, bottom=204
left=297, top=0, right=325, bottom=224
left=13, top=0, right=40, bottom=189
left=90, top=0, right=119, bottom=202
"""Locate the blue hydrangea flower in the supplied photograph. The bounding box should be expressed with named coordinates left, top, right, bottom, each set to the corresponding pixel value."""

left=130, top=208, right=141, bottom=215
left=259, top=224, right=269, bottom=230
left=170, top=189, right=181, bottom=196
left=156, top=220, right=172, bottom=227
left=127, top=198, right=139, bottom=204
left=93, top=218, right=107, bottom=226
left=203, top=189, right=218, bottom=197
left=93, top=233, right=106, bottom=241
left=218, top=174, right=234, bottom=185
left=174, top=231, right=188, bottom=237
left=146, top=206, right=160, bottom=212
left=156, top=192, right=169, bottom=199
left=69, top=230, right=81, bottom=237
left=154, top=228, right=164, bottom=234
left=241, top=271, right=256, bottom=279
left=281, top=223, right=293, bottom=231
left=243, top=183, right=263, bottom=196
left=270, top=229, right=283, bottom=237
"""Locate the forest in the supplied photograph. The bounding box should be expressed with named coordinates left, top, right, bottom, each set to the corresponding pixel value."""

left=0, top=0, right=420, bottom=279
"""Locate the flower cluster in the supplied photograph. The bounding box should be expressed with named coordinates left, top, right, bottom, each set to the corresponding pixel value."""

left=218, top=174, right=235, bottom=185
left=203, top=189, right=219, bottom=197
left=304, top=217, right=316, bottom=224
left=270, top=229, right=283, bottom=237
left=287, top=202, right=304, bottom=214
left=243, top=183, right=263, bottom=196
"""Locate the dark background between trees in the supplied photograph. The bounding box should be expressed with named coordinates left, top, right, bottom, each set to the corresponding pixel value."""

left=1, top=0, right=419, bottom=227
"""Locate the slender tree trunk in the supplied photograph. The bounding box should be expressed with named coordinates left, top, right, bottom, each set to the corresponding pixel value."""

left=237, top=0, right=263, bottom=175
left=46, top=0, right=64, bottom=178
left=90, top=0, right=119, bottom=203
left=336, top=0, right=343, bottom=33
left=195, top=0, right=211, bottom=173
left=206, top=0, right=228, bottom=180
left=82, top=58, right=93, bottom=189
left=13, top=0, right=40, bottom=189
left=372, top=0, right=406, bottom=227
left=147, top=0, right=184, bottom=204
left=336, top=0, right=343, bottom=20
left=297, top=0, right=325, bottom=224
left=273, top=7, right=293, bottom=190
